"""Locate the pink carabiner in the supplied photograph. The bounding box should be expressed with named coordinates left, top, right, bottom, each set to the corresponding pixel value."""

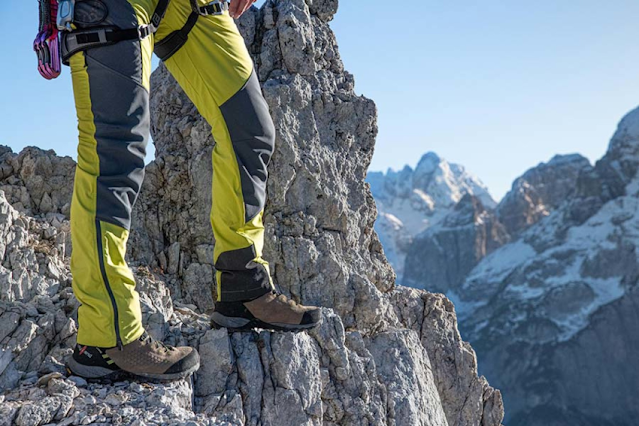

left=34, top=0, right=61, bottom=80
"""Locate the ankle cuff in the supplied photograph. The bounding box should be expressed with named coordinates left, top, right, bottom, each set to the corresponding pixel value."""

left=217, top=286, right=271, bottom=303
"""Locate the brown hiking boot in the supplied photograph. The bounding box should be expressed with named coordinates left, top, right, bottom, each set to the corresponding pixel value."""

left=66, top=332, right=199, bottom=381
left=211, top=290, right=322, bottom=332
left=105, top=331, right=199, bottom=380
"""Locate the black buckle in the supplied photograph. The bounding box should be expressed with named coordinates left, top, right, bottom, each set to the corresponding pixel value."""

left=73, top=28, right=108, bottom=47
left=138, top=25, right=153, bottom=39
left=60, top=26, right=115, bottom=65
left=197, top=0, right=228, bottom=16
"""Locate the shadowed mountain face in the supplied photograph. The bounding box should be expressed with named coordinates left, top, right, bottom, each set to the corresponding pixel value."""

left=381, top=107, right=639, bottom=425
left=402, top=194, right=510, bottom=294
left=0, top=1, right=503, bottom=425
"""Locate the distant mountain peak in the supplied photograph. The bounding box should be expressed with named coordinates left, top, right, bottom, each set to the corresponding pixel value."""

left=547, top=153, right=591, bottom=167
left=367, top=151, right=495, bottom=280
left=609, top=105, right=639, bottom=153
left=370, top=152, right=495, bottom=208
left=414, top=151, right=442, bottom=173
left=497, top=152, right=593, bottom=236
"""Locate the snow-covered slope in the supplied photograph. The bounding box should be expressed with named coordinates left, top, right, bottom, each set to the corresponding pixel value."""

left=426, top=107, right=639, bottom=425
left=367, top=152, right=495, bottom=280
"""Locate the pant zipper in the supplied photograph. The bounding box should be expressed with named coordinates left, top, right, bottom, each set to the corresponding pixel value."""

left=95, top=219, right=123, bottom=350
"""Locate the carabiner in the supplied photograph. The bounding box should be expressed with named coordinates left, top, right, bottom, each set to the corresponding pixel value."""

left=57, top=0, right=75, bottom=32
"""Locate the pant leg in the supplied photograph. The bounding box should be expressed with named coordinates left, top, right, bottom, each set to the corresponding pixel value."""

left=70, top=0, right=155, bottom=348
left=156, top=3, right=276, bottom=302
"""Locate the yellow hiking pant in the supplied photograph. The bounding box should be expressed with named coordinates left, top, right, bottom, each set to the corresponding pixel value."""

left=69, top=0, right=275, bottom=348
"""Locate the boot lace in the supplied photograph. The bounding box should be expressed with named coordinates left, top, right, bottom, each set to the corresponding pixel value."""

left=272, top=290, right=300, bottom=307
left=141, top=332, right=174, bottom=353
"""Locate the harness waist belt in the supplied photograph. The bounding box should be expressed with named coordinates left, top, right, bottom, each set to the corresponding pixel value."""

left=61, top=25, right=154, bottom=64
left=60, top=0, right=170, bottom=64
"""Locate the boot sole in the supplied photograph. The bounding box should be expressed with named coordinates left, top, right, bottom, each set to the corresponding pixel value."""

left=129, top=360, right=200, bottom=381
left=211, top=312, right=322, bottom=332
left=67, top=356, right=200, bottom=382
left=66, top=357, right=128, bottom=381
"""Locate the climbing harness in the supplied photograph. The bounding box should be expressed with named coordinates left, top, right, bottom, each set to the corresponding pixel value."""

left=155, top=0, right=229, bottom=61
left=59, top=0, right=229, bottom=64
left=60, top=0, right=171, bottom=64
left=35, top=0, right=229, bottom=78
left=34, top=0, right=62, bottom=79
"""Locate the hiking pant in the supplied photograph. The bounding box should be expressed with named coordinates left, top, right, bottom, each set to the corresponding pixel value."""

left=69, top=0, right=275, bottom=348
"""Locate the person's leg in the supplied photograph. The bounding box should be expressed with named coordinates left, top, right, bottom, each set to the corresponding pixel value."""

left=157, top=3, right=274, bottom=302
left=66, top=0, right=198, bottom=380
left=156, top=4, right=321, bottom=330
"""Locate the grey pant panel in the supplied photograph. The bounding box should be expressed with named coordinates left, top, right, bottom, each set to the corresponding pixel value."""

left=219, top=69, right=276, bottom=223
left=84, top=0, right=149, bottom=230
left=75, top=0, right=144, bottom=85
left=215, top=245, right=272, bottom=302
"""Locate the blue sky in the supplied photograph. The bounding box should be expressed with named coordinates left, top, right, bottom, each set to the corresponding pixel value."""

left=2, top=1, right=639, bottom=200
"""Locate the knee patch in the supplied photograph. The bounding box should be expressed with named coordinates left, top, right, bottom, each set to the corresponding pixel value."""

left=219, top=69, right=275, bottom=223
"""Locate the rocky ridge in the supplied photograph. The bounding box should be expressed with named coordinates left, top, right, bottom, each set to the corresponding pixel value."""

left=394, top=107, right=639, bottom=425
left=0, top=1, right=503, bottom=425
left=496, top=154, right=592, bottom=237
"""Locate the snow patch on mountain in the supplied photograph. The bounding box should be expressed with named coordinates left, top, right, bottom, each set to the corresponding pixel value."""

left=462, top=171, right=639, bottom=343
left=373, top=212, right=411, bottom=275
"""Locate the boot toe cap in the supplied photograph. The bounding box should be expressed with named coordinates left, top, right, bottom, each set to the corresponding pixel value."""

left=164, top=348, right=200, bottom=375
left=301, top=308, right=321, bottom=326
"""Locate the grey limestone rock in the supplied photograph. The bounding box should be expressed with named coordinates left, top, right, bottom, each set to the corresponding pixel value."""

left=497, top=153, right=593, bottom=237
left=392, top=288, right=504, bottom=426
left=0, top=146, right=75, bottom=217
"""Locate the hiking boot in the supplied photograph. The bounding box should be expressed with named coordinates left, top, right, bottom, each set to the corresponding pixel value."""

left=211, top=290, right=322, bottom=332
left=67, top=332, right=200, bottom=381
left=66, top=344, right=127, bottom=381
left=107, top=332, right=200, bottom=380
